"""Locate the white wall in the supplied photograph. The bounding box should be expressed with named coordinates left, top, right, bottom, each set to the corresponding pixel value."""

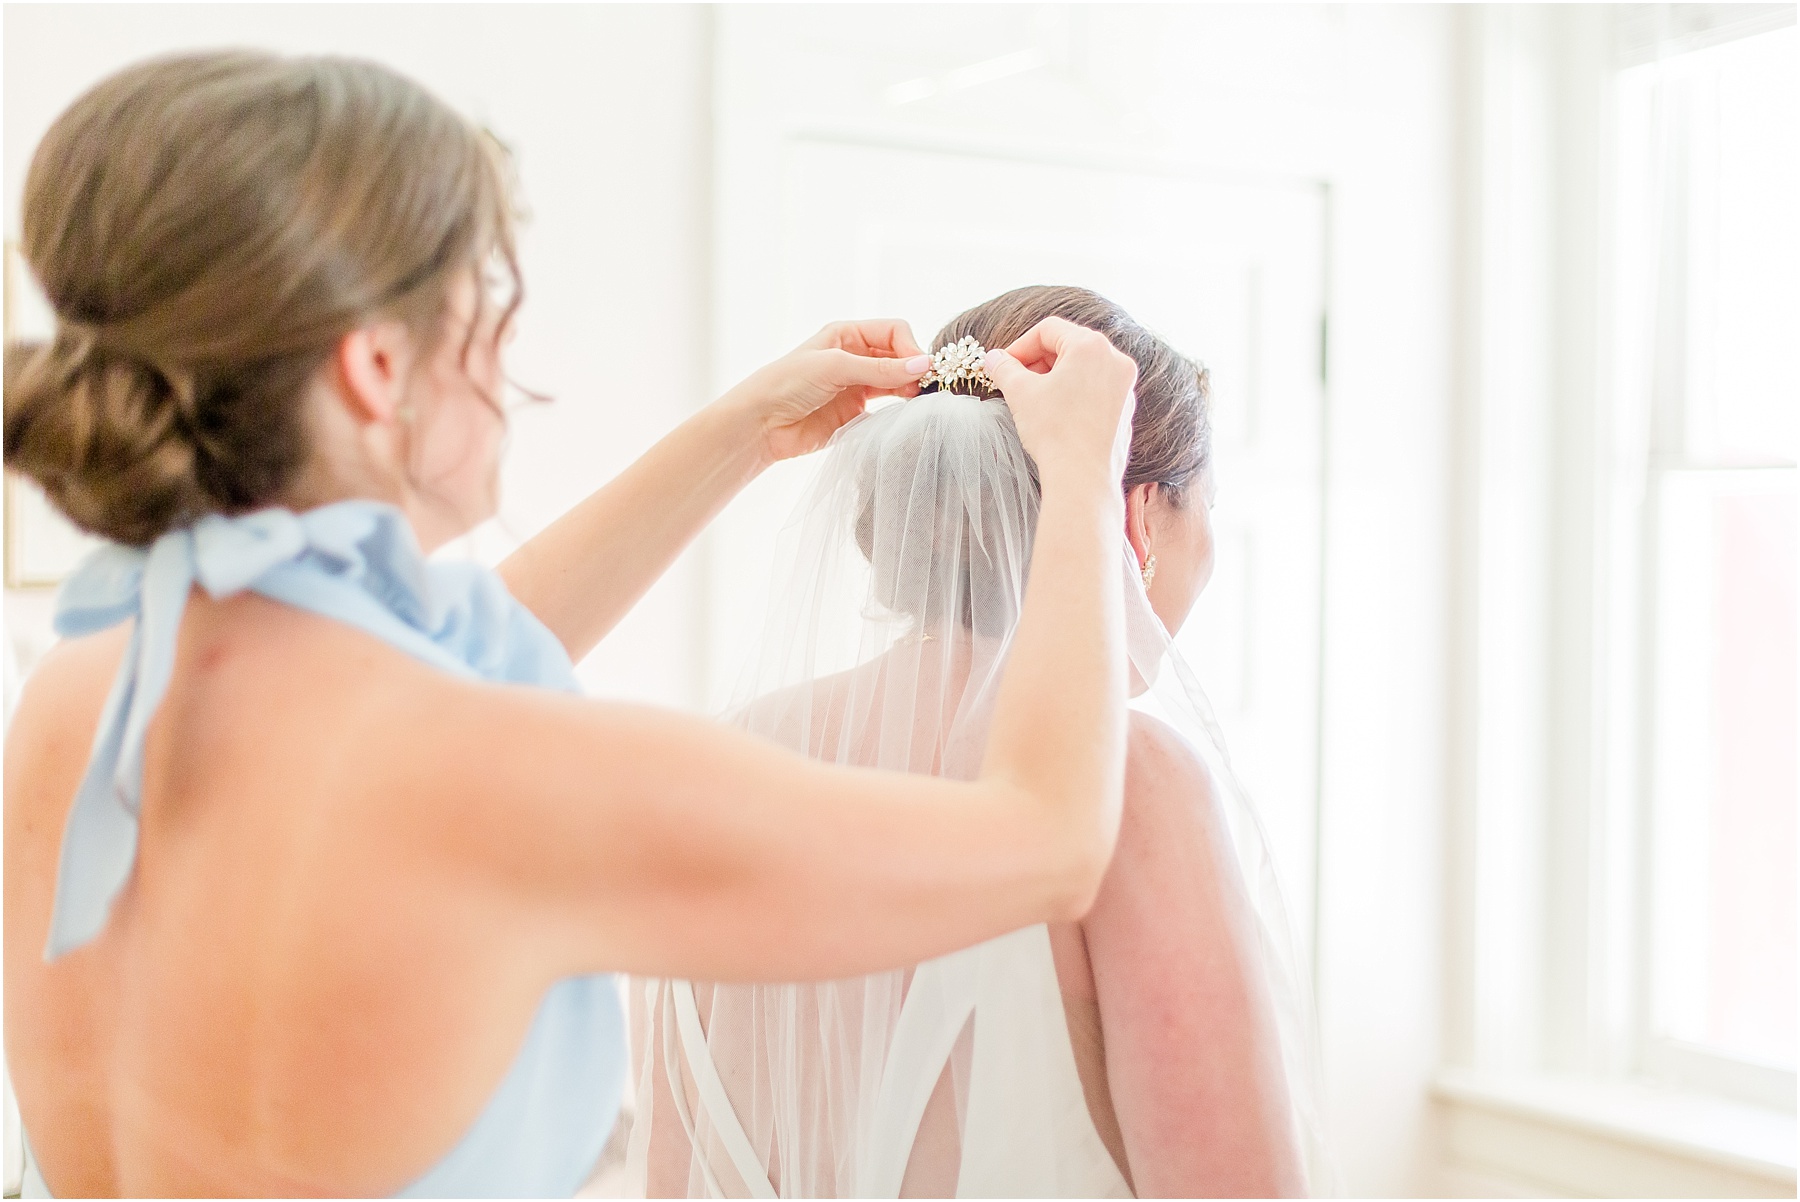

left=2, top=3, right=715, bottom=704
left=1305, top=10, right=1460, bottom=1194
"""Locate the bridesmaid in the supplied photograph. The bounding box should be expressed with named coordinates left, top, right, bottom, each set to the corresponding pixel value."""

left=2, top=51, right=1140, bottom=1195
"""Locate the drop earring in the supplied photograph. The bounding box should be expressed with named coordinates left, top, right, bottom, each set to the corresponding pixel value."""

left=1140, top=554, right=1157, bottom=590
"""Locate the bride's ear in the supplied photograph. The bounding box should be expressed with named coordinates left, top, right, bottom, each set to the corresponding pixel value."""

left=1124, top=482, right=1156, bottom=568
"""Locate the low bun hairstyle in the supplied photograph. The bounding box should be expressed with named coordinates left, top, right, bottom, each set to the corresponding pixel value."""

left=4, top=51, right=520, bottom=545
left=930, top=285, right=1212, bottom=504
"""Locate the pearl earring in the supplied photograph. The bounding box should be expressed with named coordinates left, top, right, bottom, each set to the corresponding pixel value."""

left=1140, top=554, right=1157, bottom=589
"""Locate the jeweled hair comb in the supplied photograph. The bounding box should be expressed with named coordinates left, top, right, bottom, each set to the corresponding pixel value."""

left=918, top=335, right=999, bottom=397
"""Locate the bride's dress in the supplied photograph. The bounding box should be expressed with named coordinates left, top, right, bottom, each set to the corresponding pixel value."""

left=634, top=925, right=1130, bottom=1197
left=624, top=395, right=1317, bottom=1198
left=629, top=630, right=1134, bottom=1196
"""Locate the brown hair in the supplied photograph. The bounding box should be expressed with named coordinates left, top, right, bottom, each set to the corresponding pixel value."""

left=852, top=287, right=1211, bottom=635
left=929, top=284, right=1212, bottom=503
left=3, top=51, right=520, bottom=545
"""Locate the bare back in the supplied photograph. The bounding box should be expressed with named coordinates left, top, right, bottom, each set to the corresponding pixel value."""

left=3, top=593, right=554, bottom=1195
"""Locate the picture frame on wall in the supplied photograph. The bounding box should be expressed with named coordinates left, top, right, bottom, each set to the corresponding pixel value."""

left=4, top=240, right=99, bottom=589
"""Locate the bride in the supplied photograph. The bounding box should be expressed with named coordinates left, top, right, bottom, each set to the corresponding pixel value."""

left=626, top=287, right=1321, bottom=1198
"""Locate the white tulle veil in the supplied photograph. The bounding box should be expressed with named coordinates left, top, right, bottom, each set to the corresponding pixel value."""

left=623, top=391, right=1327, bottom=1197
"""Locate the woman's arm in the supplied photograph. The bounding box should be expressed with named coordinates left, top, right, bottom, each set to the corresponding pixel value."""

left=1081, top=714, right=1305, bottom=1198
left=396, top=686, right=1098, bottom=981
left=402, top=318, right=1141, bottom=983
left=499, top=321, right=930, bottom=661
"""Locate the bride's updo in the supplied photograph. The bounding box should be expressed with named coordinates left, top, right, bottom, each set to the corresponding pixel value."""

left=3, top=51, right=519, bottom=545
left=930, top=285, right=1212, bottom=504
left=849, top=287, right=1211, bottom=638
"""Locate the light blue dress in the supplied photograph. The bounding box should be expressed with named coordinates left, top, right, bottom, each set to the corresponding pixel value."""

left=31, top=501, right=625, bottom=1196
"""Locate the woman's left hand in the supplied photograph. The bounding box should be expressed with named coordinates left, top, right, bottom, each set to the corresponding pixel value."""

left=723, top=320, right=932, bottom=464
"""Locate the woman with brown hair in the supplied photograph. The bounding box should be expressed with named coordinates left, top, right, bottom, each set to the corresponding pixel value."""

left=2, top=53, right=1140, bottom=1195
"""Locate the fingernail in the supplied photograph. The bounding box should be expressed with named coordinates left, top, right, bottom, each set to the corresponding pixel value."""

left=904, top=355, right=931, bottom=373
left=985, top=348, right=1008, bottom=364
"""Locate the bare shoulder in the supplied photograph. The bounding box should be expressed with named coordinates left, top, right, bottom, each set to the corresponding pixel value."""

left=1123, top=709, right=1218, bottom=827
left=5, top=625, right=139, bottom=1025
left=8, top=623, right=131, bottom=732
left=3, top=594, right=514, bottom=872
left=1081, top=711, right=1237, bottom=973
left=1082, top=711, right=1230, bottom=930
left=5, top=626, right=132, bottom=837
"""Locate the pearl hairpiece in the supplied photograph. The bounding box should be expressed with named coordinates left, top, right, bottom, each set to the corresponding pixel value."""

left=918, top=335, right=999, bottom=397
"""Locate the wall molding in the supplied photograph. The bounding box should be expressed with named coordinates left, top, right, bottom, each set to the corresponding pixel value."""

left=1435, top=1069, right=1797, bottom=1198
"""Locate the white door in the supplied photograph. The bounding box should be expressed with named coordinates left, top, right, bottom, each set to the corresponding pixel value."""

left=705, top=11, right=1328, bottom=960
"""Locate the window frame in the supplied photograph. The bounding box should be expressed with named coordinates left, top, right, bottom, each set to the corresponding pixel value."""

left=1610, top=24, right=1798, bottom=1113
left=1437, top=8, right=1796, bottom=1193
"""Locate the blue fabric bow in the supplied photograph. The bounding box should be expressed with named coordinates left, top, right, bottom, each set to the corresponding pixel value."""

left=44, top=500, right=578, bottom=959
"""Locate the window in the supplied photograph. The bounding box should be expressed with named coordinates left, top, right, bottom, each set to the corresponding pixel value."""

left=1612, top=22, right=1796, bottom=1110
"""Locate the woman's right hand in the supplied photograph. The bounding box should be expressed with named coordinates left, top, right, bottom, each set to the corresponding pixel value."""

left=982, top=316, right=1138, bottom=487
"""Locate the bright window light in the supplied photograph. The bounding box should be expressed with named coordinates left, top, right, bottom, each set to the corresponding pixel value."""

left=1625, top=24, right=1797, bottom=1086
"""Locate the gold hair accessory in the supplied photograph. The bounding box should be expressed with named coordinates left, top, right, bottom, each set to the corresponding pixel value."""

left=1140, top=554, right=1157, bottom=589
left=918, top=335, right=1000, bottom=397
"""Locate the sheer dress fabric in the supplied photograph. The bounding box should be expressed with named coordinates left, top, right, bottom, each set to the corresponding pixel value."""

left=624, top=395, right=1326, bottom=1198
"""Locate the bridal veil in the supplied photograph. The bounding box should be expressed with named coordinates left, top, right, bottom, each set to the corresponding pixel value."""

left=623, top=392, right=1327, bottom=1197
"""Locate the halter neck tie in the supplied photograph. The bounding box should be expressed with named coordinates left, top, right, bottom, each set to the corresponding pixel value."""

left=42, top=501, right=576, bottom=959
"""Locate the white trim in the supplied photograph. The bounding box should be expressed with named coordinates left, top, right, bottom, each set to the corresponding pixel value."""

left=1643, top=1039, right=1798, bottom=1116
left=778, top=122, right=1329, bottom=197
left=1435, top=1069, right=1797, bottom=1198
left=1444, top=0, right=1566, bottom=1077
left=1613, top=3, right=1797, bottom=68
